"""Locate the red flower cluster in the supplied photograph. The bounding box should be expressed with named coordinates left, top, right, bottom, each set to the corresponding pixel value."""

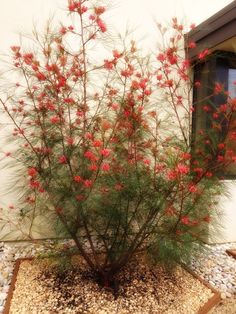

left=68, top=1, right=88, bottom=14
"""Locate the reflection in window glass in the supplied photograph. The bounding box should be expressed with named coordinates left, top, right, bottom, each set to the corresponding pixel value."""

left=228, top=69, right=236, bottom=98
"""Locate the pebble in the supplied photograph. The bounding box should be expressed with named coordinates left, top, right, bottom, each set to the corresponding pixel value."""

left=0, top=241, right=235, bottom=313
left=189, top=242, right=236, bottom=298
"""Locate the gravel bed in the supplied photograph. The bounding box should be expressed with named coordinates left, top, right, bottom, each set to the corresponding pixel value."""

left=8, top=256, right=213, bottom=314
left=0, top=240, right=235, bottom=313
left=189, top=243, right=236, bottom=299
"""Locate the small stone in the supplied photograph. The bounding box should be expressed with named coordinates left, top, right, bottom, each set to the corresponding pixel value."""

left=221, top=292, right=227, bottom=299
left=225, top=292, right=232, bottom=298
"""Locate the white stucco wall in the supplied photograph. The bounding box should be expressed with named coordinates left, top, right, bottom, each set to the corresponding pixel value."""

left=0, top=0, right=235, bottom=242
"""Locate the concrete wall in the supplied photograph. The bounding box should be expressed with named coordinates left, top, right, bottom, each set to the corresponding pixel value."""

left=0, top=0, right=235, bottom=242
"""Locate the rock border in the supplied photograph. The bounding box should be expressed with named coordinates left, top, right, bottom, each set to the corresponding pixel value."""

left=3, top=258, right=221, bottom=314
left=226, top=249, right=236, bottom=260
left=183, top=266, right=221, bottom=314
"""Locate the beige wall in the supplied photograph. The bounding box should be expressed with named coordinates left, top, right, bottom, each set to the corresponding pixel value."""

left=0, top=0, right=235, bottom=242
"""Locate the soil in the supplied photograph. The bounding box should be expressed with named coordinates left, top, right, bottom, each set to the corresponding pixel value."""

left=7, top=256, right=215, bottom=314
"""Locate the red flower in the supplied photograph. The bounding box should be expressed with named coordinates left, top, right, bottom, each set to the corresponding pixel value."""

left=168, top=54, right=177, bottom=65
left=28, top=167, right=37, bottom=177
left=144, top=89, right=152, bottom=96
left=101, top=120, right=111, bottom=131
left=181, top=216, right=191, bottom=225
left=143, top=159, right=150, bottom=165
left=188, top=41, right=196, bottom=49
left=193, top=167, right=203, bottom=175
left=139, top=79, right=147, bottom=89
left=97, top=19, right=107, bottom=32
left=131, top=80, right=139, bottom=90
left=68, top=1, right=87, bottom=14
left=230, top=131, right=236, bottom=140
left=120, top=70, right=130, bottom=78
left=60, top=26, right=67, bottom=35
left=165, top=79, right=173, bottom=87
left=64, top=97, right=75, bottom=104
left=101, top=163, right=110, bottom=171
left=85, top=132, right=93, bottom=140
left=74, top=175, right=81, bottom=183
left=181, top=152, right=191, bottom=160
left=88, top=164, right=98, bottom=171
left=95, top=6, right=106, bottom=15
left=113, top=50, right=121, bottom=59
left=111, top=103, right=119, bottom=110
left=217, top=155, right=224, bottom=162
left=214, top=83, right=223, bottom=94
left=203, top=215, right=211, bottom=223
left=203, top=105, right=211, bottom=112
left=84, top=179, right=92, bottom=188
left=89, top=14, right=96, bottom=20
left=36, top=72, right=46, bottom=81
left=100, top=148, right=110, bottom=157
left=218, top=143, right=225, bottom=150
left=58, top=155, right=67, bottom=164
left=31, top=64, right=39, bottom=71
left=68, top=1, right=76, bottom=11
left=104, top=60, right=113, bottom=70
left=30, top=180, right=40, bottom=189
left=194, top=81, right=201, bottom=88
left=79, top=5, right=88, bottom=14
left=198, top=49, right=209, bottom=60
left=219, top=104, right=228, bottom=113
left=156, top=53, right=166, bottom=62
left=188, top=184, right=197, bottom=193
left=167, top=170, right=177, bottom=181
left=84, top=150, right=97, bottom=161
left=176, top=164, right=189, bottom=175
left=57, top=76, right=67, bottom=88
left=10, top=46, right=20, bottom=53
left=124, top=110, right=131, bottom=117
left=23, top=53, right=34, bottom=65
left=66, top=137, right=74, bottom=145
left=50, top=116, right=60, bottom=124
left=92, top=140, right=102, bottom=147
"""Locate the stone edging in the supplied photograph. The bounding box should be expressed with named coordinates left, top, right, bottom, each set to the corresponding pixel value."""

left=3, top=258, right=221, bottom=314
left=226, top=249, right=236, bottom=260
left=183, top=266, right=221, bottom=314
left=3, top=258, right=33, bottom=314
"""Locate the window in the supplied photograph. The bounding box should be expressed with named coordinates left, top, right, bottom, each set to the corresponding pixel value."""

left=192, top=51, right=236, bottom=178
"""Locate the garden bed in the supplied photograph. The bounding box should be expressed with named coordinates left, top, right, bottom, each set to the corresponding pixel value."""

left=4, top=256, right=221, bottom=314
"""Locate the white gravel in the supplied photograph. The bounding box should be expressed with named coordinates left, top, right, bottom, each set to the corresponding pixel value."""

left=0, top=240, right=236, bottom=313
left=189, top=243, right=236, bottom=299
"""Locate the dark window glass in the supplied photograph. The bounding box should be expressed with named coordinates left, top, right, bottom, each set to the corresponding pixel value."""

left=192, top=51, right=236, bottom=178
